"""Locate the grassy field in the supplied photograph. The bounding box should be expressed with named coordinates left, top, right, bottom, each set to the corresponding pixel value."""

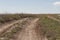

left=0, top=14, right=60, bottom=40
left=38, top=15, right=60, bottom=40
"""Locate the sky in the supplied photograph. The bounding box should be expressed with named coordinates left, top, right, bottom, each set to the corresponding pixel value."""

left=0, top=0, right=60, bottom=14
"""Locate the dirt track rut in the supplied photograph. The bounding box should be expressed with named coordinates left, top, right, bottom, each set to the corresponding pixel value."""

left=0, top=18, right=28, bottom=35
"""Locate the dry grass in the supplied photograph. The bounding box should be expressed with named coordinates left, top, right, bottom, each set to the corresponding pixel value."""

left=0, top=14, right=60, bottom=40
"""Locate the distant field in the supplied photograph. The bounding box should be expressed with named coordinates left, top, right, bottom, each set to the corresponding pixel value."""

left=0, top=14, right=38, bottom=24
left=0, top=14, right=60, bottom=40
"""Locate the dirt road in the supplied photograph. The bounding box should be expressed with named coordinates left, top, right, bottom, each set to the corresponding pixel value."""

left=47, top=16, right=60, bottom=22
left=0, top=18, right=48, bottom=40
left=0, top=18, right=28, bottom=35
left=16, top=18, right=48, bottom=40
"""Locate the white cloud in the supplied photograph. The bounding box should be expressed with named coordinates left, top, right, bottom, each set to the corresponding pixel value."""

left=53, top=2, right=60, bottom=6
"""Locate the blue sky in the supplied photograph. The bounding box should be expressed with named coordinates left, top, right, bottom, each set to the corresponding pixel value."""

left=0, top=0, right=60, bottom=13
